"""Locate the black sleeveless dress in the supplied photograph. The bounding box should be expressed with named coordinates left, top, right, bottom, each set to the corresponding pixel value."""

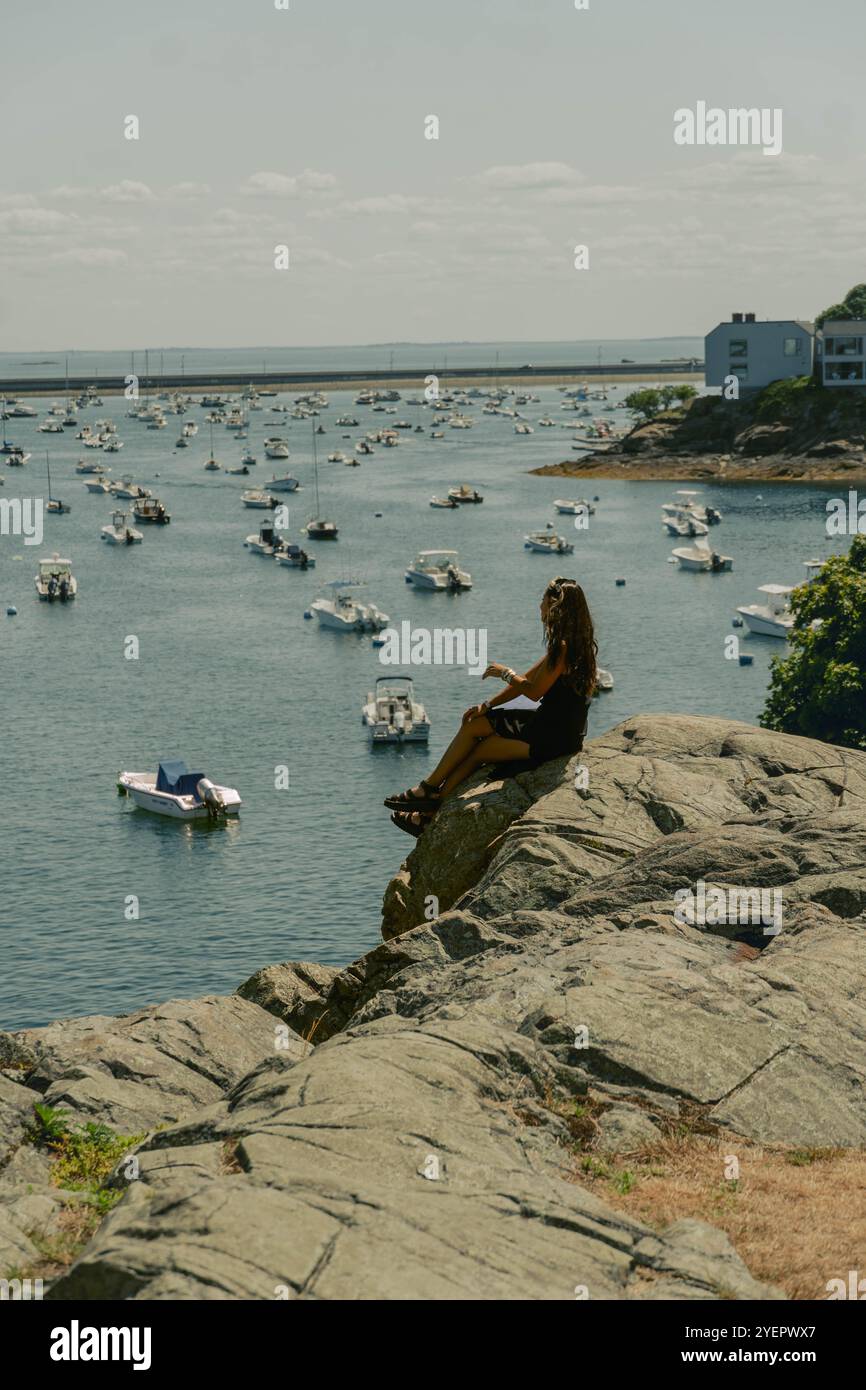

left=488, top=676, right=590, bottom=768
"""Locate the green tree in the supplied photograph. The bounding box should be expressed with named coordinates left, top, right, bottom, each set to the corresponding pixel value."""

left=624, top=388, right=664, bottom=421
left=761, top=537, right=866, bottom=750
left=816, top=283, right=866, bottom=328
left=671, top=383, right=698, bottom=407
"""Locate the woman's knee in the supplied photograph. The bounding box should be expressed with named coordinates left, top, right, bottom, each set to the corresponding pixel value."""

left=466, top=715, right=492, bottom=739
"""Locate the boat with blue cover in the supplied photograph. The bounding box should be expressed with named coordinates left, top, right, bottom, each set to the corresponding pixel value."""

left=117, top=759, right=242, bottom=819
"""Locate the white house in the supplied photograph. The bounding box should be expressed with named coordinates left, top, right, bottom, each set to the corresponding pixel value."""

left=705, top=313, right=814, bottom=390
left=818, top=320, right=866, bottom=387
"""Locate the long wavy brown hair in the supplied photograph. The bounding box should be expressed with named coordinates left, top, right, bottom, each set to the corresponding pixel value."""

left=542, top=578, right=598, bottom=698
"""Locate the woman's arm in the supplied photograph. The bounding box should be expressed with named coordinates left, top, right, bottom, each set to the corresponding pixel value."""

left=481, top=646, right=566, bottom=708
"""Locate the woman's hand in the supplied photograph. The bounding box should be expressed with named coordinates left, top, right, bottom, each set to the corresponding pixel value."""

left=482, top=663, right=511, bottom=682
left=462, top=703, right=487, bottom=724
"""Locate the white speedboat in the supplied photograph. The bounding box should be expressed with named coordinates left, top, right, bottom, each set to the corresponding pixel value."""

left=117, top=760, right=241, bottom=820
left=85, top=477, right=113, bottom=494
left=103, top=439, right=124, bottom=453
left=101, top=510, right=143, bottom=545
left=175, top=435, right=189, bottom=448
left=264, top=437, right=290, bottom=459
left=241, top=489, right=276, bottom=509
left=524, top=530, right=574, bottom=555
left=514, top=422, right=533, bottom=434
left=35, top=554, right=77, bottom=602
left=362, top=676, right=430, bottom=744
left=5, top=449, right=30, bottom=466
left=554, top=498, right=595, bottom=516
left=671, top=537, right=733, bottom=572
left=327, top=451, right=350, bottom=463
left=664, top=511, right=709, bottom=538
left=133, top=497, right=170, bottom=524
left=241, top=448, right=256, bottom=466
left=405, top=549, right=472, bottom=591
left=736, top=584, right=794, bottom=637
left=312, top=580, right=389, bottom=632
left=447, top=484, right=483, bottom=504
left=430, top=495, right=458, bottom=509
left=267, top=472, right=299, bottom=492
left=245, top=522, right=282, bottom=555
left=595, top=668, right=614, bottom=693
left=112, top=476, right=151, bottom=500
left=276, top=542, right=315, bottom=569
left=76, top=460, right=108, bottom=474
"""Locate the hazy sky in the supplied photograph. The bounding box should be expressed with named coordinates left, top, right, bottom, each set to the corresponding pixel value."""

left=2, top=0, right=864, bottom=350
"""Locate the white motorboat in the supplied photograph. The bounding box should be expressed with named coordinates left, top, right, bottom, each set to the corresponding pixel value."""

left=112, top=476, right=151, bottom=500
left=175, top=435, right=189, bottom=448
left=241, top=489, right=276, bottom=509
left=671, top=537, right=733, bottom=572
left=664, top=511, right=709, bottom=538
left=103, top=439, right=123, bottom=453
left=311, top=580, right=389, bottom=632
left=35, top=554, right=77, bottom=602
left=245, top=522, right=282, bottom=555
left=514, top=422, right=533, bottom=434
left=537, top=417, right=557, bottom=428
left=101, top=509, right=143, bottom=545
left=117, top=760, right=241, bottom=820
left=594, top=668, right=614, bottom=693
left=85, top=478, right=113, bottom=494
left=554, top=498, right=595, bottom=516
left=736, top=584, right=794, bottom=637
left=264, top=437, right=290, bottom=459
left=735, top=563, right=821, bottom=637
left=38, top=419, right=64, bottom=434
left=267, top=472, right=299, bottom=493
left=430, top=495, right=458, bottom=509
left=241, top=447, right=256, bottom=466
left=76, top=460, right=108, bottom=474
left=5, top=449, right=30, bottom=466
left=524, top=529, right=574, bottom=555
left=327, top=451, right=350, bottom=463
left=133, top=497, right=170, bottom=524
left=405, top=549, right=472, bottom=591
left=276, top=542, right=315, bottom=569
left=183, top=422, right=198, bottom=437
left=447, top=484, right=483, bottom=504
left=362, top=676, right=430, bottom=744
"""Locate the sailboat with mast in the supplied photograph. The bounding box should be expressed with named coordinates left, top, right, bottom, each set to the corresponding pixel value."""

left=45, top=452, right=71, bottom=513
left=204, top=420, right=221, bottom=470
left=302, top=422, right=338, bottom=540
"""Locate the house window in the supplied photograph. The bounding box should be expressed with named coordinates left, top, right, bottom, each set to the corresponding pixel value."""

left=826, top=361, right=863, bottom=382
left=729, top=339, right=748, bottom=359
left=825, top=336, right=863, bottom=357
left=783, top=338, right=802, bottom=356
left=729, top=364, right=748, bottom=380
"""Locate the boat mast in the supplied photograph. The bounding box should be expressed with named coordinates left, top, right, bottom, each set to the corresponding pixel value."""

left=312, top=419, right=320, bottom=517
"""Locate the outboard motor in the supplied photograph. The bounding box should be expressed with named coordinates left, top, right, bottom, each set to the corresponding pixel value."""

left=196, top=777, right=227, bottom=819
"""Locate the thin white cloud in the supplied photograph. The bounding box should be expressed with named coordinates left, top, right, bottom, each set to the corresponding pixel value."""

left=100, top=180, right=155, bottom=203
left=475, top=161, right=584, bottom=191
left=240, top=170, right=337, bottom=197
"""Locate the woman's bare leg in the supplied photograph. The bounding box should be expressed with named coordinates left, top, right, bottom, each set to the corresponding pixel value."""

left=401, top=715, right=492, bottom=796
left=439, top=735, right=531, bottom=797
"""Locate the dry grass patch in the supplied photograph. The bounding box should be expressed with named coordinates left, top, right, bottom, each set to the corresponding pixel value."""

left=561, top=1107, right=866, bottom=1299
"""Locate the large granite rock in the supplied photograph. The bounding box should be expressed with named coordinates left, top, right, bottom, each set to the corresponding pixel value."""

left=9, top=715, right=866, bottom=1299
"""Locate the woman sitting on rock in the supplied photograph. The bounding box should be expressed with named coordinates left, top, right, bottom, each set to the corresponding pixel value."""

left=385, top=576, right=597, bottom=836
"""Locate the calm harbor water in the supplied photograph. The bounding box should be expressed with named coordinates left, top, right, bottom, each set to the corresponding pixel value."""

left=1, top=381, right=846, bottom=1028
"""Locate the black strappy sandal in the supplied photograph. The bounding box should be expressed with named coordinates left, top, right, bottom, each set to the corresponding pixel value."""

left=384, top=779, right=441, bottom=812
left=390, top=810, right=432, bottom=838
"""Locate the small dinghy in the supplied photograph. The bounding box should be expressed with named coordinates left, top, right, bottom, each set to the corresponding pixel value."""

left=430, top=495, right=458, bottom=509
left=448, top=483, right=483, bottom=504
left=117, top=759, right=242, bottom=820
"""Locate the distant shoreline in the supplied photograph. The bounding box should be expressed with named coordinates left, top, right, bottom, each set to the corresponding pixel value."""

left=0, top=366, right=704, bottom=397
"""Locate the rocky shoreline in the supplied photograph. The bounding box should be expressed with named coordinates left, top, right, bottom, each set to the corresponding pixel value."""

left=2, top=714, right=865, bottom=1300
left=533, top=384, right=866, bottom=482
